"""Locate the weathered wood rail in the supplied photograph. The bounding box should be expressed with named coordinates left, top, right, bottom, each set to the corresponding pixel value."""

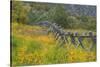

left=32, top=21, right=96, bottom=51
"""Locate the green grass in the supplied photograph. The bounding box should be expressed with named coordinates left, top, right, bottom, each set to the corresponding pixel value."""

left=11, top=23, right=96, bottom=66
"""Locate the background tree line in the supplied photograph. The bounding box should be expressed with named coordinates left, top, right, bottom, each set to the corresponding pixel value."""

left=11, top=1, right=96, bottom=31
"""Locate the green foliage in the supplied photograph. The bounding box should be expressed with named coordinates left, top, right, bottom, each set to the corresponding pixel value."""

left=12, top=1, right=30, bottom=23
left=49, top=5, right=70, bottom=28
left=26, top=41, right=43, bottom=53
left=11, top=1, right=96, bottom=31
left=12, top=35, right=22, bottom=48
left=76, top=16, right=96, bottom=31
left=44, top=46, right=68, bottom=64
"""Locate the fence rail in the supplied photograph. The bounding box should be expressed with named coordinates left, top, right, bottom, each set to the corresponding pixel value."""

left=33, top=21, right=96, bottom=51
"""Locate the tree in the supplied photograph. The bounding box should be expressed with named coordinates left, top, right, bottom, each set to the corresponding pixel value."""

left=49, top=5, right=70, bottom=28
left=12, top=1, right=30, bottom=24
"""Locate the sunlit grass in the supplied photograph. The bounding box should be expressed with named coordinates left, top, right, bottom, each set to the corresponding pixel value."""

left=11, top=23, right=96, bottom=66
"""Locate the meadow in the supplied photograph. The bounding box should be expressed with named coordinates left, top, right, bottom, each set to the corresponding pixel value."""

left=11, top=1, right=96, bottom=66
left=11, top=22, right=96, bottom=66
